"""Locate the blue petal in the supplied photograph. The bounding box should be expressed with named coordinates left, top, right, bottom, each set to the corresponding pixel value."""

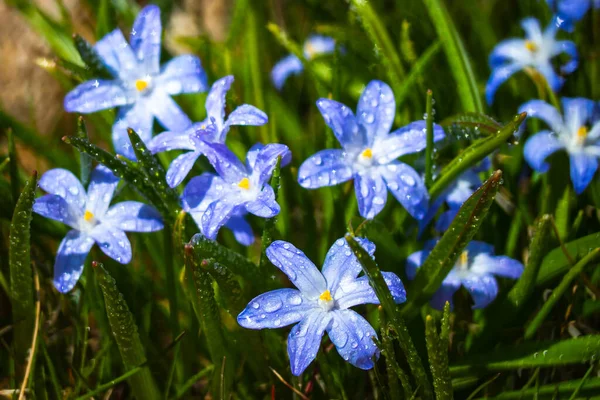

left=570, top=152, right=598, bottom=194
left=335, top=272, right=406, bottom=309
left=380, top=161, right=429, bottom=220
left=130, top=5, right=162, bottom=75
left=157, top=55, right=208, bottom=95
left=222, top=105, right=269, bottom=141
left=149, top=93, right=192, bottom=132
left=486, top=63, right=523, bottom=105
left=165, top=151, right=200, bottom=188
left=249, top=143, right=291, bottom=186
left=103, top=201, right=164, bottom=232
left=322, top=237, right=375, bottom=296
left=303, top=35, right=336, bottom=59
left=435, top=208, right=459, bottom=232
left=418, top=195, right=446, bottom=235
left=554, top=41, right=579, bottom=73
left=53, top=230, right=94, bottom=293
left=33, top=195, right=81, bottom=229
left=524, top=130, right=564, bottom=172
left=225, top=213, right=254, bottom=246
left=245, top=185, right=280, bottom=218
left=356, top=80, right=395, bottom=143
left=489, top=39, right=529, bottom=67
left=38, top=168, right=86, bottom=210
left=204, top=75, right=234, bottom=129
left=562, top=98, right=596, bottom=132
left=86, top=165, right=119, bottom=217
left=316, top=98, right=366, bottom=150
left=237, top=289, right=315, bottom=329
left=288, top=311, right=332, bottom=376
left=328, top=309, right=379, bottom=370
left=430, top=281, right=461, bottom=310
left=89, top=225, right=132, bottom=264
left=462, top=274, right=499, bottom=309
left=147, top=130, right=196, bottom=154
left=94, top=29, right=138, bottom=79
left=64, top=80, right=131, bottom=113
left=466, top=240, right=495, bottom=256
left=271, top=54, right=303, bottom=90
left=266, top=241, right=327, bottom=299
left=113, top=101, right=154, bottom=159
left=470, top=254, right=524, bottom=279
left=201, top=143, right=247, bottom=183
left=200, top=199, right=237, bottom=240
left=521, top=17, right=543, bottom=40
left=406, top=240, right=437, bottom=279
left=445, top=171, right=481, bottom=208
left=519, top=100, right=564, bottom=133
left=354, top=172, right=387, bottom=219
left=182, top=173, right=226, bottom=213
left=298, top=149, right=353, bottom=188
left=374, top=121, right=445, bottom=163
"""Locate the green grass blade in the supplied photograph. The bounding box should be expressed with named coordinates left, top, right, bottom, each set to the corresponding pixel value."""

left=379, top=323, right=405, bottom=400
left=76, top=117, right=93, bottom=187
left=395, top=41, right=442, bottom=106
left=73, top=34, right=113, bottom=79
left=429, top=113, right=525, bottom=200
left=441, top=112, right=503, bottom=138
left=424, top=90, right=435, bottom=188
left=201, top=258, right=245, bottom=316
left=425, top=314, right=453, bottom=400
left=402, top=171, right=503, bottom=318
left=9, top=171, right=38, bottom=374
left=422, top=0, right=482, bottom=112
left=189, top=234, right=258, bottom=281
left=524, top=248, right=600, bottom=339
left=345, top=234, right=434, bottom=399
left=259, top=158, right=281, bottom=280
left=93, top=261, right=160, bottom=400
left=490, top=377, right=600, bottom=399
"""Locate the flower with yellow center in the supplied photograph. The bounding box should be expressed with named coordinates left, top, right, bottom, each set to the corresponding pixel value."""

left=319, top=289, right=332, bottom=302
left=83, top=210, right=95, bottom=222
left=135, top=79, right=149, bottom=92
left=238, top=177, right=251, bottom=190
left=458, top=251, right=469, bottom=270
left=524, top=40, right=538, bottom=52
left=361, top=148, right=373, bottom=159
left=576, top=126, right=588, bottom=145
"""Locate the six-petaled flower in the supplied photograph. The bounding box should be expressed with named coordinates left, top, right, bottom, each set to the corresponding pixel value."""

left=521, top=97, right=600, bottom=194
left=64, top=5, right=208, bottom=159
left=486, top=17, right=578, bottom=105
left=237, top=237, right=406, bottom=375
left=298, top=80, right=445, bottom=220
left=181, top=143, right=291, bottom=245
left=406, top=240, right=523, bottom=309
left=148, top=75, right=268, bottom=188
left=33, top=165, right=163, bottom=293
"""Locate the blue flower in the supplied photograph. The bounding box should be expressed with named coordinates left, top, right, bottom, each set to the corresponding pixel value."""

left=486, top=18, right=578, bottom=105
left=547, top=0, right=598, bottom=32
left=64, top=5, right=208, bottom=160
left=406, top=241, right=523, bottom=310
left=298, top=80, right=445, bottom=220
left=181, top=143, right=291, bottom=245
left=238, top=237, right=406, bottom=375
left=419, top=159, right=490, bottom=233
left=521, top=98, right=600, bottom=194
left=147, top=76, right=268, bottom=187
left=33, top=165, right=164, bottom=293
left=271, top=34, right=336, bottom=90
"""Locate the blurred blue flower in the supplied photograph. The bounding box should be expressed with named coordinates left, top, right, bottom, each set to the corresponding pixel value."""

left=547, top=0, right=599, bottom=32
left=406, top=240, right=523, bottom=310
left=147, top=76, right=268, bottom=187
left=486, top=18, right=578, bottom=105
left=419, top=159, right=490, bottom=233
left=181, top=143, right=291, bottom=245
left=238, top=237, right=406, bottom=375
left=521, top=98, right=600, bottom=194
left=33, top=166, right=163, bottom=293
left=64, top=5, right=208, bottom=160
left=298, top=80, right=445, bottom=220
left=271, top=34, right=335, bottom=90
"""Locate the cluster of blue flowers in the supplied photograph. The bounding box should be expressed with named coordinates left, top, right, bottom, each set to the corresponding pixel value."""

left=32, top=1, right=597, bottom=377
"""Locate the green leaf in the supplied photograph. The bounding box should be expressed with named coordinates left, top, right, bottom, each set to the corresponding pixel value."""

left=93, top=262, right=160, bottom=400
left=183, top=246, right=233, bottom=399
left=524, top=248, right=600, bottom=339
left=345, top=234, right=434, bottom=400
left=440, top=112, right=503, bottom=139
left=490, top=377, right=600, bottom=399
left=422, top=0, right=482, bottom=112
left=379, top=314, right=411, bottom=399
left=425, top=312, right=453, bottom=400
left=402, top=171, right=503, bottom=318
left=189, top=234, right=259, bottom=281
left=9, top=171, right=38, bottom=373
left=395, top=41, right=442, bottom=106
left=450, top=335, right=600, bottom=375
left=201, top=258, right=245, bottom=316
left=429, top=114, right=525, bottom=200
left=77, top=117, right=93, bottom=187
left=73, top=34, right=113, bottom=79
left=259, top=158, right=281, bottom=280
left=424, top=89, right=435, bottom=188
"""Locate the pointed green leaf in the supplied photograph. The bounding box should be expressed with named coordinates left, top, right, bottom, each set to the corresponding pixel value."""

left=425, top=314, right=453, bottom=400
left=441, top=112, right=503, bottom=138
left=9, top=171, right=37, bottom=372
left=93, top=261, right=160, bottom=400
left=201, top=258, right=245, bottom=316
left=73, top=34, right=113, bottom=79
left=259, top=158, right=281, bottom=278
left=379, top=311, right=409, bottom=399
left=77, top=117, right=92, bottom=187
left=402, top=171, right=503, bottom=318
left=189, top=234, right=258, bottom=281
left=491, top=377, right=600, bottom=399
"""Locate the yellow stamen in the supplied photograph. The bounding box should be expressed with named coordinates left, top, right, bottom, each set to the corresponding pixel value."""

left=84, top=210, right=94, bottom=222
left=361, top=148, right=373, bottom=159
left=305, top=43, right=315, bottom=59
left=459, top=251, right=469, bottom=268
left=525, top=41, right=538, bottom=52
left=238, top=177, right=250, bottom=190
left=135, top=79, right=149, bottom=92
left=319, top=290, right=332, bottom=302
left=577, top=126, right=588, bottom=141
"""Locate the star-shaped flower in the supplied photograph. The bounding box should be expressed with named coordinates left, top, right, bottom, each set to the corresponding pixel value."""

left=64, top=5, right=208, bottom=159
left=33, top=165, right=163, bottom=292
left=238, top=237, right=406, bottom=375
left=298, top=80, right=445, bottom=220
left=521, top=97, right=600, bottom=194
